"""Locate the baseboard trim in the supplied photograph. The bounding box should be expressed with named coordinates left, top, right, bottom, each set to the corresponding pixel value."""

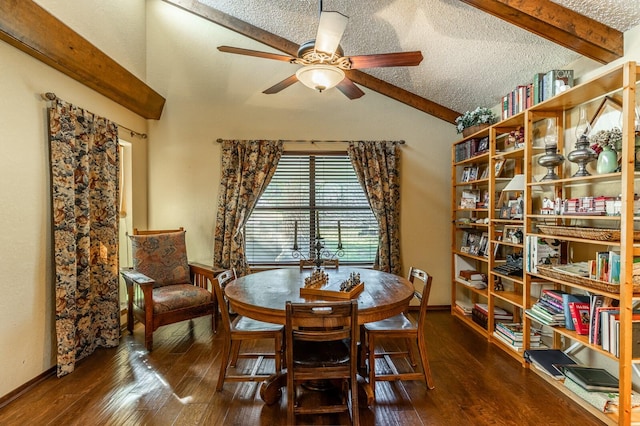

left=408, top=304, right=451, bottom=312
left=0, top=366, right=56, bottom=409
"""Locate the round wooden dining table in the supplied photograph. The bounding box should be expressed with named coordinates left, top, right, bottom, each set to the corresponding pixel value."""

left=223, top=267, right=415, bottom=405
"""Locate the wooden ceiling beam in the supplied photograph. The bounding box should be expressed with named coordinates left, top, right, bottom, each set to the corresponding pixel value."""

left=0, top=0, right=165, bottom=119
left=459, top=0, right=623, bottom=64
left=162, top=0, right=461, bottom=124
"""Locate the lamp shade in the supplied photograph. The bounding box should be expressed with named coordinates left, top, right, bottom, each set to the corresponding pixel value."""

left=296, top=64, right=345, bottom=92
left=503, top=174, right=525, bottom=192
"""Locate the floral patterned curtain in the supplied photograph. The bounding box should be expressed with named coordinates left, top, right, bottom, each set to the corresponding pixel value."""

left=48, top=98, right=120, bottom=377
left=214, top=140, right=283, bottom=276
left=348, top=141, right=402, bottom=275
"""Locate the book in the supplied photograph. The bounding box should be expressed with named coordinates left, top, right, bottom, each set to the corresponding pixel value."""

left=601, top=309, right=619, bottom=352
left=561, top=293, right=590, bottom=331
left=569, top=302, right=590, bottom=335
left=588, top=295, right=604, bottom=344
left=493, top=331, right=542, bottom=351
left=524, top=349, right=577, bottom=379
left=560, top=365, right=619, bottom=392
left=495, top=323, right=541, bottom=342
left=593, top=304, right=618, bottom=346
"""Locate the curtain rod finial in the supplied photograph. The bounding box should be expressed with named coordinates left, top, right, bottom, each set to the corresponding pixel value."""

left=42, top=92, right=56, bottom=101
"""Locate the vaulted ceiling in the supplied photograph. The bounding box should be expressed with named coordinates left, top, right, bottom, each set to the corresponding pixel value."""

left=2, top=0, right=640, bottom=123
left=168, top=0, right=640, bottom=122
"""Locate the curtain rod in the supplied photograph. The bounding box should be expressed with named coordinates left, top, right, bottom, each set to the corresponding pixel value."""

left=216, top=138, right=405, bottom=145
left=42, top=92, right=148, bottom=139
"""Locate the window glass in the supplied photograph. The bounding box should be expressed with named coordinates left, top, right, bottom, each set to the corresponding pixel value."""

left=245, top=153, right=378, bottom=265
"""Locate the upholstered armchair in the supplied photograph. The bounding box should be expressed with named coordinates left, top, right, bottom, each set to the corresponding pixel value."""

left=120, top=228, right=217, bottom=351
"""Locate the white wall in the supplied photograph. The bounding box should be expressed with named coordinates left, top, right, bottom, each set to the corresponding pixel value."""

left=0, top=1, right=148, bottom=398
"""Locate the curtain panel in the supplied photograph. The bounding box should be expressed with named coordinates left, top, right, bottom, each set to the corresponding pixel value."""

left=348, top=141, right=402, bottom=275
left=214, top=140, right=283, bottom=276
left=48, top=99, right=120, bottom=377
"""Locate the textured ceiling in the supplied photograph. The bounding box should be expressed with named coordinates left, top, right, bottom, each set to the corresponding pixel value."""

left=201, top=0, right=640, bottom=117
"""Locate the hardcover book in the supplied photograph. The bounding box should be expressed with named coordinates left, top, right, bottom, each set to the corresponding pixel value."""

left=562, top=293, right=590, bottom=331
left=569, top=302, right=590, bottom=335
left=560, top=365, right=619, bottom=392
left=524, top=349, right=577, bottom=379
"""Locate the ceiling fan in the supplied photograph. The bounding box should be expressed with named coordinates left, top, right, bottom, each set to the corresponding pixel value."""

left=217, top=2, right=423, bottom=99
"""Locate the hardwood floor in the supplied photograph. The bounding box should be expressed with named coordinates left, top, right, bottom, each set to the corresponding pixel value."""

left=0, top=311, right=603, bottom=425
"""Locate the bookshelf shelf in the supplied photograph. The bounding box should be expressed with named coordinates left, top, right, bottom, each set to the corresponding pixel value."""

left=492, top=290, right=524, bottom=307
left=526, top=232, right=623, bottom=247
left=451, top=62, right=640, bottom=425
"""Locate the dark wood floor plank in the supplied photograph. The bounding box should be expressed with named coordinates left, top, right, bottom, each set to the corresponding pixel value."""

left=0, top=311, right=604, bottom=425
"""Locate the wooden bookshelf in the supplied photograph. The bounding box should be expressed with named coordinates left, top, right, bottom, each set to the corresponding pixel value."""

left=451, top=62, right=640, bottom=425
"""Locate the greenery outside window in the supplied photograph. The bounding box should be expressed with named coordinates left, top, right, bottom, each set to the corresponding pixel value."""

left=245, top=152, right=378, bottom=266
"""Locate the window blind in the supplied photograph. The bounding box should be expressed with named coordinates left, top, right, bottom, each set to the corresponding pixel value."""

left=245, top=154, right=378, bottom=265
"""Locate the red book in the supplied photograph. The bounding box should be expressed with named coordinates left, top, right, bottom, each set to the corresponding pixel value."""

left=569, top=302, right=590, bottom=335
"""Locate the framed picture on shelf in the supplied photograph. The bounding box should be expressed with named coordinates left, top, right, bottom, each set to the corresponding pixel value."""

left=499, top=205, right=511, bottom=219
left=503, top=225, right=523, bottom=244
left=478, top=232, right=489, bottom=257
left=467, top=232, right=480, bottom=255
left=508, top=198, right=523, bottom=219
left=461, top=167, right=470, bottom=182
left=477, top=137, right=489, bottom=153
left=494, top=159, right=505, bottom=177
left=468, top=166, right=479, bottom=181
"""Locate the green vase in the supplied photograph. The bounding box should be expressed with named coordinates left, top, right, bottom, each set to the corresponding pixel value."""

left=596, top=145, right=618, bottom=174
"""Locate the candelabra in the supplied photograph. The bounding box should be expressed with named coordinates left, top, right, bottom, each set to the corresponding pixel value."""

left=292, top=217, right=344, bottom=269
left=292, top=235, right=344, bottom=269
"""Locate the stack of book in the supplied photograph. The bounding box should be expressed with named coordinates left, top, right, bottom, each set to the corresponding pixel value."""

left=525, top=289, right=566, bottom=326
left=455, top=299, right=473, bottom=316
left=457, top=269, right=487, bottom=289
left=472, top=303, right=513, bottom=328
left=493, top=322, right=542, bottom=352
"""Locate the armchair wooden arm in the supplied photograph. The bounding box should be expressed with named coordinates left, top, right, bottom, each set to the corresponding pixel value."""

left=120, top=263, right=219, bottom=351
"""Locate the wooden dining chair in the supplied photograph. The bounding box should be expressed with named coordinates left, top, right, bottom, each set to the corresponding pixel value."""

left=121, top=228, right=216, bottom=351
left=299, top=258, right=339, bottom=270
left=214, top=270, right=284, bottom=391
left=362, top=267, right=435, bottom=398
left=285, top=300, right=359, bottom=425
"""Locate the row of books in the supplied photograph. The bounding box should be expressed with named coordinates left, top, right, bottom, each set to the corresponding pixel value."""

left=590, top=251, right=621, bottom=284
left=524, top=290, right=637, bottom=357
left=493, top=322, right=542, bottom=352
left=501, top=69, right=574, bottom=119
left=472, top=303, right=513, bottom=328
left=545, top=251, right=621, bottom=284
left=454, top=136, right=489, bottom=162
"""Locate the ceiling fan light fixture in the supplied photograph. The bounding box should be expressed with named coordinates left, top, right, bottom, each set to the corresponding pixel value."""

left=296, top=64, right=345, bottom=93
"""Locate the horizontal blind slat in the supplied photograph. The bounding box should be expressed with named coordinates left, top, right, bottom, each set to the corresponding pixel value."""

left=246, top=154, right=378, bottom=265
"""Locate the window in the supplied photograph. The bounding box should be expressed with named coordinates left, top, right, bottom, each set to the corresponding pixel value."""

left=245, top=153, right=378, bottom=265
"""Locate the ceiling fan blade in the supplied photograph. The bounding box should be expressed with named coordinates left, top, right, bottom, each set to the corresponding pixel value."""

left=348, top=51, right=424, bottom=69
left=336, top=78, right=364, bottom=100
left=263, top=74, right=299, bottom=94
left=218, top=46, right=295, bottom=62
left=315, top=11, right=348, bottom=55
